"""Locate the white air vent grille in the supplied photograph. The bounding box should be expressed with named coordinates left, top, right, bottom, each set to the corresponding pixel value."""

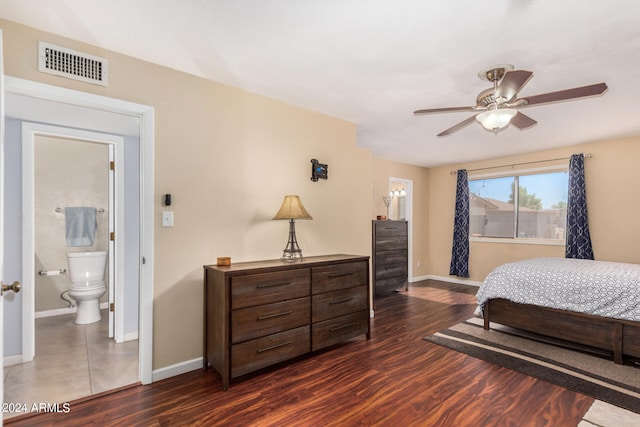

left=38, top=41, right=108, bottom=86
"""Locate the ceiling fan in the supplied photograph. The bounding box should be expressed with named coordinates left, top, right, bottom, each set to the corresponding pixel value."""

left=414, top=64, right=608, bottom=137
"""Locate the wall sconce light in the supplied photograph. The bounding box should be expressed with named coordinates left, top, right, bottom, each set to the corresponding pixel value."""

left=390, top=188, right=406, bottom=197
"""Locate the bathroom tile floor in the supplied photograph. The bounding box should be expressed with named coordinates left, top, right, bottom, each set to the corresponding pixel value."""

left=3, top=310, right=138, bottom=419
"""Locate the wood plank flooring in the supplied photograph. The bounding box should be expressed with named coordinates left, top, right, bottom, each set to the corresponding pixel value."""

left=7, top=280, right=594, bottom=426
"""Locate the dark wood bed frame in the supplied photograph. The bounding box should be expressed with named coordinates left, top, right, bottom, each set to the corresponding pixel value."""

left=483, top=298, right=640, bottom=365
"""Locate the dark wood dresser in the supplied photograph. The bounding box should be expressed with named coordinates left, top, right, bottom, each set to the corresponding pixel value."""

left=203, top=254, right=370, bottom=389
left=372, top=220, right=408, bottom=299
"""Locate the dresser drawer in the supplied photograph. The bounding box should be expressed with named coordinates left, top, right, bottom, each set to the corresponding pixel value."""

left=232, top=297, right=310, bottom=344
left=312, top=311, right=369, bottom=351
left=312, top=286, right=367, bottom=323
left=374, top=221, right=407, bottom=236
left=312, top=261, right=368, bottom=294
left=374, top=235, right=408, bottom=252
left=375, top=263, right=408, bottom=280
left=231, top=325, right=310, bottom=378
left=374, top=249, right=408, bottom=267
left=231, top=269, right=310, bottom=309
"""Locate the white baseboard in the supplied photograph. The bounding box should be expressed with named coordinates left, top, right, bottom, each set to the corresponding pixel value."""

left=124, top=331, right=139, bottom=342
left=3, top=354, right=24, bottom=367
left=411, top=274, right=482, bottom=287
left=152, top=357, right=203, bottom=382
left=35, top=306, right=76, bottom=318
left=35, top=302, right=110, bottom=319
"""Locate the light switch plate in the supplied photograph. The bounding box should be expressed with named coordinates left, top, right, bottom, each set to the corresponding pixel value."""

left=162, top=211, right=174, bottom=227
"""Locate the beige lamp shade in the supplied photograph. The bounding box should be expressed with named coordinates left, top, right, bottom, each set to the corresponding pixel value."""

left=272, top=195, right=312, bottom=220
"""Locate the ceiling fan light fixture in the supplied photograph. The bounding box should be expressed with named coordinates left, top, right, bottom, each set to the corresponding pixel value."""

left=475, top=108, right=517, bottom=132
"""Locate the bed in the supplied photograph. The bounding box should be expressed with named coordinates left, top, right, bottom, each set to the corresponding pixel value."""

left=477, top=258, right=640, bottom=364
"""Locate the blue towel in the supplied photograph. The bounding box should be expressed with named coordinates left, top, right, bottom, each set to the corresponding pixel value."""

left=64, top=207, right=97, bottom=247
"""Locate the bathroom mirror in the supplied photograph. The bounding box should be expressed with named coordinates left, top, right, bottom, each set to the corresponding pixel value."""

left=388, top=181, right=407, bottom=221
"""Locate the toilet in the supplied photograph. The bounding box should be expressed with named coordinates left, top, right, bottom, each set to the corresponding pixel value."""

left=67, top=251, right=108, bottom=324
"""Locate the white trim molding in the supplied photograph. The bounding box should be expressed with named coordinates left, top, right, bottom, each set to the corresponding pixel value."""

left=152, top=357, right=203, bottom=382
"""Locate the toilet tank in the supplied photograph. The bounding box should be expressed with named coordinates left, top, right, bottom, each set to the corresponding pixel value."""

left=67, top=251, right=108, bottom=282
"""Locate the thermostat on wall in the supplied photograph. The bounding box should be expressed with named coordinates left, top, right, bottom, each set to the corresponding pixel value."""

left=311, top=159, right=328, bottom=182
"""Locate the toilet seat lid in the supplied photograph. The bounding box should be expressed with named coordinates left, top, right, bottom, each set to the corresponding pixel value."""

left=70, top=280, right=105, bottom=291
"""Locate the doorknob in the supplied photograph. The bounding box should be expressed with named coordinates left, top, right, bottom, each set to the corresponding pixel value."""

left=1, top=281, right=21, bottom=295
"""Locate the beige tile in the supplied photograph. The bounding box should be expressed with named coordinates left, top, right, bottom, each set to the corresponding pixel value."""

left=5, top=358, right=89, bottom=385
left=582, top=400, right=640, bottom=427
left=4, top=312, right=138, bottom=419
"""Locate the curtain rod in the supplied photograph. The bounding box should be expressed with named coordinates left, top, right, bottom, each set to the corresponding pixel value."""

left=449, top=153, right=592, bottom=175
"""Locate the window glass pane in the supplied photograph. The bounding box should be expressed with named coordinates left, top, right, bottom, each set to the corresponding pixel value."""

left=469, top=177, right=515, bottom=238
left=517, top=172, right=568, bottom=239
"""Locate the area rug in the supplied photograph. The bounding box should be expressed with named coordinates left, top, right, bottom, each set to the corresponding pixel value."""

left=424, top=317, right=640, bottom=413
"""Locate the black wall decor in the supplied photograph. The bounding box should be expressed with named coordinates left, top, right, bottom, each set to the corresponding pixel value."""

left=311, top=159, right=328, bottom=182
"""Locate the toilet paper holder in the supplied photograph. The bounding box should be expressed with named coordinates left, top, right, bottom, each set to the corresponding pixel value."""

left=38, top=268, right=67, bottom=276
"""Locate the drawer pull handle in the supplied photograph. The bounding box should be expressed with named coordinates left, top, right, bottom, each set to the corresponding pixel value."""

left=257, top=341, right=293, bottom=353
left=328, top=273, right=355, bottom=279
left=256, top=281, right=291, bottom=289
left=329, top=298, right=353, bottom=305
left=330, top=322, right=357, bottom=332
left=257, top=310, right=293, bottom=320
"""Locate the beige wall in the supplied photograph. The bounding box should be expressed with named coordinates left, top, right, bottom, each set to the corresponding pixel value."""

left=429, top=136, right=640, bottom=282
left=1, top=19, right=372, bottom=370
left=371, top=157, right=429, bottom=278
left=34, top=135, right=109, bottom=311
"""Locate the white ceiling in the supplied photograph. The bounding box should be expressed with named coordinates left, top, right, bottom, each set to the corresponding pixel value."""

left=2, top=0, right=640, bottom=167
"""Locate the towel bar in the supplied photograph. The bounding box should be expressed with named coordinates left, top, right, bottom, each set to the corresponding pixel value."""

left=55, top=207, right=105, bottom=213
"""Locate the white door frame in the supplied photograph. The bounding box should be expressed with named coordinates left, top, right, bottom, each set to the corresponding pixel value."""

left=108, top=143, right=116, bottom=339
left=22, top=123, right=125, bottom=350
left=6, top=76, right=154, bottom=384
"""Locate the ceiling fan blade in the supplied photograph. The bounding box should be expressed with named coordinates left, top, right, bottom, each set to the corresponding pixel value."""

left=496, top=70, right=533, bottom=101
left=510, top=111, right=537, bottom=130
left=414, top=106, right=477, bottom=115
left=520, top=82, right=608, bottom=106
left=437, top=115, right=478, bottom=137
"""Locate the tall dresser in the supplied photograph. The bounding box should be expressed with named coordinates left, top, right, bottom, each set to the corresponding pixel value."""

left=203, top=254, right=370, bottom=389
left=372, top=220, right=408, bottom=299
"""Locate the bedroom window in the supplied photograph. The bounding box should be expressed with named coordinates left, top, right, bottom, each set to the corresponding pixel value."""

left=468, top=170, right=568, bottom=242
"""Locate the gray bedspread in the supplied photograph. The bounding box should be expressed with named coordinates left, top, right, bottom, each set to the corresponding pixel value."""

left=476, top=257, right=640, bottom=322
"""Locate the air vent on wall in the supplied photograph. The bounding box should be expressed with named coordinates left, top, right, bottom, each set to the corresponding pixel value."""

left=38, top=41, right=108, bottom=86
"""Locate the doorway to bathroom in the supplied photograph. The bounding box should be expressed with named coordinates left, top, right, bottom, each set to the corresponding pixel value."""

left=1, top=76, right=154, bottom=417
left=4, top=123, right=139, bottom=413
left=389, top=177, right=413, bottom=281
left=29, top=127, right=125, bottom=341
left=23, top=123, right=131, bottom=355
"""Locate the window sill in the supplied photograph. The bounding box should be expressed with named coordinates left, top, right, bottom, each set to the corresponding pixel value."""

left=470, top=237, right=565, bottom=246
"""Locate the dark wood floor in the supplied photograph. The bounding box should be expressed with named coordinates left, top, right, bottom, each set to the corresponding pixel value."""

left=7, top=280, right=593, bottom=426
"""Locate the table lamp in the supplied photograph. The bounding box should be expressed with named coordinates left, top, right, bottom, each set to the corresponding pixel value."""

left=273, top=195, right=312, bottom=261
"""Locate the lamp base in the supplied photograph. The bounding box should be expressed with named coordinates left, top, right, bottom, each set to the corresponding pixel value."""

left=280, top=219, right=304, bottom=262
left=281, top=250, right=303, bottom=263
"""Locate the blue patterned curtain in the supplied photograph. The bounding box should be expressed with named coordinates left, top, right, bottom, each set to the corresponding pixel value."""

left=450, top=169, right=470, bottom=277
left=565, top=154, right=594, bottom=259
